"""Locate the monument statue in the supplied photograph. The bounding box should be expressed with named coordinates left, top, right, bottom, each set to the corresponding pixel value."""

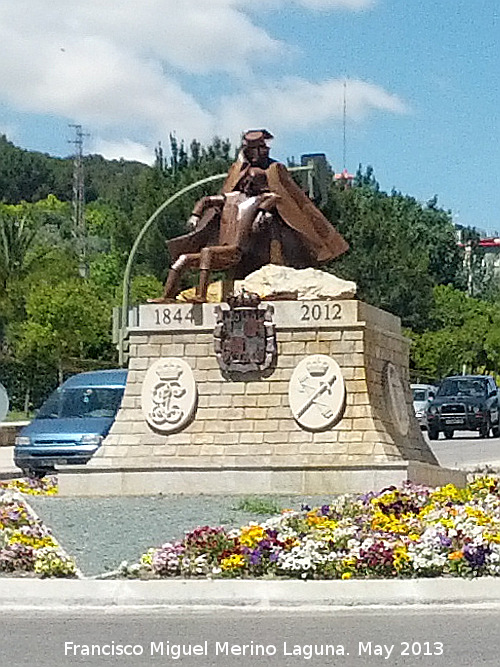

left=151, top=129, right=349, bottom=303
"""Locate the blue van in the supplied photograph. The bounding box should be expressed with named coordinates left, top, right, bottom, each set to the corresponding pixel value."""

left=14, top=369, right=127, bottom=476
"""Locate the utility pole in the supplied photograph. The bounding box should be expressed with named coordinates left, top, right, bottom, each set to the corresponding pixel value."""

left=462, top=237, right=474, bottom=375
left=464, top=239, right=473, bottom=297
left=68, top=124, right=90, bottom=277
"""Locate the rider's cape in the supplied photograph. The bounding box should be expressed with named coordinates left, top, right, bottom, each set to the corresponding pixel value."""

left=167, top=160, right=348, bottom=276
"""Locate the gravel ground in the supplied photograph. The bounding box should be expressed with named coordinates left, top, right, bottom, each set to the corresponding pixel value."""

left=28, top=494, right=334, bottom=577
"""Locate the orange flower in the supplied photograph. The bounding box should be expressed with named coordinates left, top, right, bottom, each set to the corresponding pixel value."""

left=448, top=550, right=463, bottom=561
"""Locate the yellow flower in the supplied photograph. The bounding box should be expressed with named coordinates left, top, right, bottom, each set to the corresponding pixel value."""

left=370, top=511, right=410, bottom=535
left=239, top=524, right=265, bottom=547
left=8, top=532, right=57, bottom=549
left=342, top=557, right=356, bottom=567
left=469, top=476, right=496, bottom=492
left=308, top=515, right=338, bottom=538
left=341, top=572, right=352, bottom=580
left=393, top=544, right=410, bottom=571
left=430, top=484, right=472, bottom=504
left=465, top=507, right=491, bottom=525
left=220, top=554, right=246, bottom=571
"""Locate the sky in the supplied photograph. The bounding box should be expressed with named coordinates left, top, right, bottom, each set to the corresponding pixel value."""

left=0, top=0, right=499, bottom=234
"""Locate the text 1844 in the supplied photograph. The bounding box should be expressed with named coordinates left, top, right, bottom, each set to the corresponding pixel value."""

left=154, top=307, right=195, bottom=326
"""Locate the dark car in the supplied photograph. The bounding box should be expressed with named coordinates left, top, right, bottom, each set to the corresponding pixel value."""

left=426, top=375, right=500, bottom=440
left=14, top=369, right=127, bottom=476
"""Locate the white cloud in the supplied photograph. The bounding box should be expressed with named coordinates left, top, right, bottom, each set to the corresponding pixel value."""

left=236, top=0, right=374, bottom=9
left=219, top=78, right=408, bottom=138
left=0, top=18, right=215, bottom=140
left=291, top=0, right=375, bottom=9
left=90, top=138, right=154, bottom=165
left=0, top=1, right=401, bottom=161
left=0, top=122, right=20, bottom=143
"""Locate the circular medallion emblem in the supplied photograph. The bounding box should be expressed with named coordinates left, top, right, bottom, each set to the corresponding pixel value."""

left=288, top=355, right=346, bottom=431
left=141, top=358, right=197, bottom=433
left=383, top=361, right=410, bottom=436
left=0, top=383, right=8, bottom=423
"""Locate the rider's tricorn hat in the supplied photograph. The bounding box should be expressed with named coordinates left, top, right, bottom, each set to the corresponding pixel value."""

left=242, top=129, right=274, bottom=146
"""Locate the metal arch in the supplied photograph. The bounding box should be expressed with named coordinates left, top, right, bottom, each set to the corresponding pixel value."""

left=119, top=165, right=313, bottom=366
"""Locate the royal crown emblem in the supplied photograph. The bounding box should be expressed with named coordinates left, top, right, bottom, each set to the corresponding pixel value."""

left=155, top=362, right=183, bottom=382
left=306, top=358, right=329, bottom=377
left=213, top=290, right=276, bottom=373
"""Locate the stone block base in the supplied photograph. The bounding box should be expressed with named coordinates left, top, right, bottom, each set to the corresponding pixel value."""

left=60, top=299, right=455, bottom=497
left=58, top=462, right=465, bottom=497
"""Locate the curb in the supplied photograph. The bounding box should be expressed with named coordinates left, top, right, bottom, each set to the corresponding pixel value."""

left=0, top=578, right=500, bottom=609
left=0, top=472, right=22, bottom=481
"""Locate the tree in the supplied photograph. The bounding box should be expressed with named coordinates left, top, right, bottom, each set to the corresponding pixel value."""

left=0, top=135, right=53, bottom=203
left=10, top=278, right=115, bottom=383
left=0, top=203, right=40, bottom=290
left=324, top=167, right=464, bottom=330
left=410, top=285, right=500, bottom=380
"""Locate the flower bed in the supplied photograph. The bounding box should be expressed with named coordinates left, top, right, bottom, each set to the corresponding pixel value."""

left=0, top=475, right=58, bottom=496
left=0, top=491, right=75, bottom=577
left=128, top=477, right=500, bottom=580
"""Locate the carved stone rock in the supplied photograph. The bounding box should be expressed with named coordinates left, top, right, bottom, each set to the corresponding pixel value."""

left=240, top=264, right=357, bottom=301
left=289, top=354, right=346, bottom=431
left=141, top=358, right=197, bottom=433
left=383, top=361, right=410, bottom=436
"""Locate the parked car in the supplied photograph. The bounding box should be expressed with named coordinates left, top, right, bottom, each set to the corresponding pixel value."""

left=426, top=374, right=500, bottom=440
left=14, top=369, right=127, bottom=476
left=411, top=384, right=436, bottom=429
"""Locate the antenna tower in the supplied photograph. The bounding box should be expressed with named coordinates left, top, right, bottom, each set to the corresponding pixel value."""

left=68, top=124, right=90, bottom=275
left=342, top=79, right=347, bottom=170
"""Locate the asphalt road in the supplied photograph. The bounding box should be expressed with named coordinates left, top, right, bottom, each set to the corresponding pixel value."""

left=423, top=430, right=500, bottom=470
left=1, top=605, right=499, bottom=666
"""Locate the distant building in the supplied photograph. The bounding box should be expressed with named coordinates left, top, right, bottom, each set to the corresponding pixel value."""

left=478, top=238, right=500, bottom=278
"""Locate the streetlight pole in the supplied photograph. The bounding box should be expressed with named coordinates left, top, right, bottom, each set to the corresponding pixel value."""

left=118, top=165, right=315, bottom=366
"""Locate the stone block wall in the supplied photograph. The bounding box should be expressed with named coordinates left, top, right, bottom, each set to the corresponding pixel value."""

left=88, top=300, right=436, bottom=471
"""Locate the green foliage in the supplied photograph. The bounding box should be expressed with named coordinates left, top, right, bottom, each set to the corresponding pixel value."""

left=410, top=285, right=500, bottom=380
left=0, top=135, right=54, bottom=203
left=6, top=276, right=115, bottom=396
left=89, top=251, right=124, bottom=298
left=0, top=202, right=42, bottom=288
left=233, top=497, right=282, bottom=515
left=2, top=135, right=500, bottom=403
left=325, top=167, right=464, bottom=330
left=0, top=353, right=57, bottom=413
left=130, top=275, right=163, bottom=304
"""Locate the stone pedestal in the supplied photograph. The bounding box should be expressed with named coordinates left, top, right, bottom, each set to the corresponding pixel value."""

left=59, top=300, right=465, bottom=495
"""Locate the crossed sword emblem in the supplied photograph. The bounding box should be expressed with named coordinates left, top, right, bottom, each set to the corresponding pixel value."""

left=297, top=372, right=337, bottom=419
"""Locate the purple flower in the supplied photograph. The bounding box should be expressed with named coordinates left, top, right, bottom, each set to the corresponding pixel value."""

left=359, top=492, right=376, bottom=505
left=320, top=505, right=330, bottom=516
left=269, top=551, right=279, bottom=563
left=301, top=505, right=311, bottom=512
left=463, top=544, right=489, bottom=568
left=439, top=534, right=452, bottom=548
left=249, top=550, right=262, bottom=565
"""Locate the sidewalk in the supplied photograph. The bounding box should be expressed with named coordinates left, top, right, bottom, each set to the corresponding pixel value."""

left=0, top=445, right=19, bottom=478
